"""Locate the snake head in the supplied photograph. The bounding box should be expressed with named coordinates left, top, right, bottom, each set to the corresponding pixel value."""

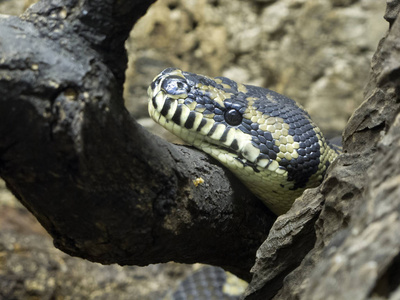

left=148, top=68, right=338, bottom=215
left=148, top=68, right=260, bottom=163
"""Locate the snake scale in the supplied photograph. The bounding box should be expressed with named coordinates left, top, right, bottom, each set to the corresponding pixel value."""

left=148, top=68, right=339, bottom=215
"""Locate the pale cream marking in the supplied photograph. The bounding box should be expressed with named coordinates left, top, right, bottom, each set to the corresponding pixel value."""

left=179, top=105, right=191, bottom=126
left=242, top=142, right=261, bottom=162
left=165, top=98, right=178, bottom=119
left=198, top=119, right=215, bottom=135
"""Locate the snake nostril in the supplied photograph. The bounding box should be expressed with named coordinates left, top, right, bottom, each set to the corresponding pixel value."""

left=224, top=109, right=242, bottom=126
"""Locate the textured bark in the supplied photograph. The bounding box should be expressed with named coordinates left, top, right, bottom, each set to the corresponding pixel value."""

left=0, top=0, right=275, bottom=281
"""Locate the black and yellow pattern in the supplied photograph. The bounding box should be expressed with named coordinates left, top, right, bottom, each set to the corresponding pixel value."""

left=165, top=266, right=246, bottom=300
left=148, top=68, right=339, bottom=215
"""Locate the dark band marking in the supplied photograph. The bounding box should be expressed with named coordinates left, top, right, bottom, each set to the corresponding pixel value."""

left=160, top=98, right=171, bottom=116
left=220, top=128, right=230, bottom=143
left=207, top=123, right=217, bottom=136
left=184, top=112, right=197, bottom=129
left=171, top=105, right=182, bottom=124
left=197, top=118, right=207, bottom=132
left=231, top=139, right=239, bottom=151
left=151, top=80, right=158, bottom=90
left=152, top=97, right=158, bottom=109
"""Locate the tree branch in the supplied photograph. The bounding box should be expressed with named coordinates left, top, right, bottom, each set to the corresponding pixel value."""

left=0, top=0, right=275, bottom=280
left=21, top=0, right=157, bottom=87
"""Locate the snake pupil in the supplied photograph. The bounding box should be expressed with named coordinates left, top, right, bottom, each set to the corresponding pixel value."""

left=224, top=109, right=242, bottom=126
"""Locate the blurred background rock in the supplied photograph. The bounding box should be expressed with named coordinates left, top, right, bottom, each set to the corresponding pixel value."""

left=0, top=0, right=387, bottom=298
left=127, top=0, right=386, bottom=138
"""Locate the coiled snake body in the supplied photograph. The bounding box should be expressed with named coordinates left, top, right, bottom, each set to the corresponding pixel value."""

left=148, top=68, right=339, bottom=215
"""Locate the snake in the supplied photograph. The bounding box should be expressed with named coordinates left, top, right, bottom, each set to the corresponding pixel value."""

left=147, top=68, right=340, bottom=215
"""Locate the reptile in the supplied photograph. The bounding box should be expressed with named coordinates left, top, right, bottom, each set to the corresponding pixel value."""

left=148, top=68, right=340, bottom=215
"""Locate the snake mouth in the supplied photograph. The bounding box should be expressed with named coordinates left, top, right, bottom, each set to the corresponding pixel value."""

left=148, top=99, right=261, bottom=173
left=148, top=88, right=244, bottom=159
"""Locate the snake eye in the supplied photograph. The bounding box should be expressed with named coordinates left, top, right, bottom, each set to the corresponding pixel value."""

left=224, top=109, right=242, bottom=126
left=161, top=76, right=189, bottom=96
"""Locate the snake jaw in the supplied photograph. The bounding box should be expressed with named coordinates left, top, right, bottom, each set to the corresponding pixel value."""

left=148, top=68, right=339, bottom=215
left=148, top=89, right=252, bottom=162
left=148, top=70, right=251, bottom=156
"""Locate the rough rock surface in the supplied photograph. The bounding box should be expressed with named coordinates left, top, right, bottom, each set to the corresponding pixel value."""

left=0, top=228, right=197, bottom=300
